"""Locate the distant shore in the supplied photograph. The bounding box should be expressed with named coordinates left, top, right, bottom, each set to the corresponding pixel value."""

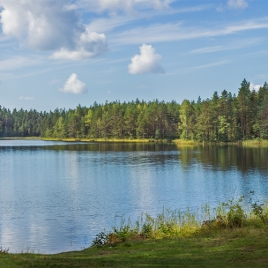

left=1, top=137, right=268, bottom=146
left=0, top=137, right=42, bottom=140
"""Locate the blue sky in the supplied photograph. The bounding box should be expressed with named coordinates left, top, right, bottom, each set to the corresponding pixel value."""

left=0, top=0, right=268, bottom=111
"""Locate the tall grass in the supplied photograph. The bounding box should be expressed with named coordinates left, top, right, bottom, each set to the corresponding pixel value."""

left=92, top=197, right=268, bottom=247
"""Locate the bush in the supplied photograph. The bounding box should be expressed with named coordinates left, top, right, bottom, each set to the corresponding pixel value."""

left=92, top=232, right=108, bottom=247
left=222, top=196, right=246, bottom=228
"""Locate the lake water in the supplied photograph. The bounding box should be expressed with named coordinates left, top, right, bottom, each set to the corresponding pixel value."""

left=0, top=140, right=268, bottom=253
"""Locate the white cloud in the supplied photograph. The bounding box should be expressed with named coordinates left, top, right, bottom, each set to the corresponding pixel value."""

left=217, top=0, right=248, bottom=11
left=49, top=79, right=60, bottom=86
left=51, top=30, right=107, bottom=60
left=0, top=56, right=44, bottom=71
left=112, top=19, right=268, bottom=45
left=227, top=0, right=248, bottom=9
left=85, top=5, right=210, bottom=34
left=190, top=38, right=262, bottom=54
left=0, top=0, right=107, bottom=60
left=19, top=96, right=34, bottom=101
left=190, top=46, right=223, bottom=54
left=169, top=60, right=230, bottom=76
left=216, top=4, right=224, bottom=12
left=128, top=44, right=163, bottom=74
left=76, top=0, right=173, bottom=13
left=60, top=73, right=87, bottom=94
left=250, top=83, right=262, bottom=91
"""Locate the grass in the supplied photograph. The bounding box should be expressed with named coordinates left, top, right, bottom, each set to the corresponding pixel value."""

left=172, top=139, right=199, bottom=145
left=3, top=137, right=268, bottom=147
left=42, top=137, right=171, bottom=143
left=242, top=139, right=268, bottom=146
left=1, top=197, right=268, bottom=267
left=0, top=137, right=42, bottom=140
left=1, top=227, right=268, bottom=267
left=92, top=196, right=268, bottom=245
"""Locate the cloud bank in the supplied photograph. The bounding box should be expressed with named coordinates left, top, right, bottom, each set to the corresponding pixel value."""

left=60, top=73, right=87, bottom=94
left=0, top=0, right=107, bottom=60
left=128, top=44, right=163, bottom=74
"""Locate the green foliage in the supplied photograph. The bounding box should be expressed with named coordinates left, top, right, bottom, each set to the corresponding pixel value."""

left=3, top=227, right=268, bottom=267
left=249, top=191, right=268, bottom=223
left=92, top=232, right=108, bottom=247
left=222, top=196, right=245, bottom=228
left=94, top=195, right=268, bottom=248
left=1, top=79, right=268, bottom=141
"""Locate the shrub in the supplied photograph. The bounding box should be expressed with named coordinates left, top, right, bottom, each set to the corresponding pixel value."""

left=92, top=232, right=108, bottom=247
left=222, top=196, right=246, bottom=228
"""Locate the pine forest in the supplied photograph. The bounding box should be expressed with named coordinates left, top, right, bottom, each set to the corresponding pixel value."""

left=1, top=79, right=268, bottom=142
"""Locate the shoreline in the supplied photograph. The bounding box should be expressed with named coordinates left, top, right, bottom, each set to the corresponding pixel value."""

left=2, top=198, right=268, bottom=267
left=1, top=137, right=268, bottom=146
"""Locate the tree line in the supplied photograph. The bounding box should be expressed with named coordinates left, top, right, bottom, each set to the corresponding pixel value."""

left=0, top=79, right=268, bottom=141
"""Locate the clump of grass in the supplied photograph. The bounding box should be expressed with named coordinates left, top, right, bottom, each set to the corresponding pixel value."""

left=0, top=247, right=9, bottom=254
left=201, top=195, right=268, bottom=230
left=92, top=196, right=268, bottom=247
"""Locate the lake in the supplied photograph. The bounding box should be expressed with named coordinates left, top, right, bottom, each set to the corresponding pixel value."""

left=0, top=140, right=268, bottom=253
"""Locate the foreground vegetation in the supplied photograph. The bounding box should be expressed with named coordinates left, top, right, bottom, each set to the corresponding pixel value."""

left=1, top=79, right=268, bottom=142
left=1, top=227, right=268, bottom=268
left=1, top=196, right=268, bottom=267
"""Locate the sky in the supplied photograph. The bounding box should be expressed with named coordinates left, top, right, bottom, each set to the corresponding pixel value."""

left=0, top=0, right=268, bottom=111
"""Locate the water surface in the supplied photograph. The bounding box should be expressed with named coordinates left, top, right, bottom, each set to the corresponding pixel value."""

left=0, top=140, right=268, bottom=253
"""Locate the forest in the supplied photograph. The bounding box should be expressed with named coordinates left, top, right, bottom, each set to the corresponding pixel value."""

left=0, top=79, right=268, bottom=142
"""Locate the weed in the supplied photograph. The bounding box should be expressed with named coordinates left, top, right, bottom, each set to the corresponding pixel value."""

left=0, top=247, right=9, bottom=254
left=91, top=195, right=268, bottom=247
left=92, top=232, right=108, bottom=247
left=222, top=195, right=246, bottom=228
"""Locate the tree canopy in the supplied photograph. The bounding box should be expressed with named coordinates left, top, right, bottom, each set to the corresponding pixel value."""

left=1, top=79, right=268, bottom=141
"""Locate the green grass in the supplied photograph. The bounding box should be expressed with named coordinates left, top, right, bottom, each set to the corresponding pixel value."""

left=242, top=139, right=268, bottom=147
left=42, top=137, right=168, bottom=143
left=172, top=139, right=200, bottom=146
left=1, top=197, right=268, bottom=267
left=0, top=137, right=42, bottom=140
left=1, top=227, right=268, bottom=267
left=3, top=137, right=268, bottom=147
left=42, top=137, right=152, bottom=142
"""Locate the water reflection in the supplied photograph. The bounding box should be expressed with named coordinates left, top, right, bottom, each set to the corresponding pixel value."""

left=0, top=141, right=268, bottom=253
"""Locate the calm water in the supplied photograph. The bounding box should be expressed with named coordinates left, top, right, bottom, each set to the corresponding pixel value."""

left=0, top=140, right=268, bottom=253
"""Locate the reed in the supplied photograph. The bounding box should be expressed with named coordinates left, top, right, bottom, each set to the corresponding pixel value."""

left=242, top=139, right=268, bottom=147
left=92, top=197, right=268, bottom=247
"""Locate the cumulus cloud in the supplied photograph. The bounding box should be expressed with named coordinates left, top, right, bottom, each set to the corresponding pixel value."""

left=51, top=29, right=107, bottom=60
left=128, top=44, right=164, bottom=74
left=60, top=74, right=87, bottom=94
left=0, top=0, right=107, bottom=60
left=227, top=0, right=248, bottom=9
left=76, top=0, right=173, bottom=13
left=250, top=83, right=262, bottom=91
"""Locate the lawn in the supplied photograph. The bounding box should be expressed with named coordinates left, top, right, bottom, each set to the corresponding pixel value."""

left=1, top=226, right=268, bottom=268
